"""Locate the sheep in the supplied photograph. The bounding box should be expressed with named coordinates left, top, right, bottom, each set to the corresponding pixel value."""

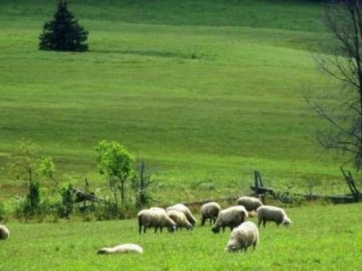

left=149, top=207, right=167, bottom=214
left=0, top=225, right=9, bottom=241
left=97, top=243, right=143, bottom=254
left=212, top=205, right=248, bottom=234
left=200, top=201, right=221, bottom=226
left=225, top=221, right=259, bottom=253
left=166, top=209, right=193, bottom=231
left=166, top=204, right=197, bottom=226
left=138, top=209, right=176, bottom=234
left=256, top=205, right=292, bottom=228
left=236, top=196, right=263, bottom=212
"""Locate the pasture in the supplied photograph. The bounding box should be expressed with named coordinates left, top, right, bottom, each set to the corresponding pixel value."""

left=0, top=0, right=351, bottom=203
left=1, top=203, right=362, bottom=270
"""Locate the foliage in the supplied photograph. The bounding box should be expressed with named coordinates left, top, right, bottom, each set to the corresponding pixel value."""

left=39, top=0, right=88, bottom=52
left=57, top=182, right=74, bottom=218
left=95, top=140, right=135, bottom=206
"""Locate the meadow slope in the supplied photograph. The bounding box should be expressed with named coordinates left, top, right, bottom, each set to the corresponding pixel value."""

left=0, top=0, right=351, bottom=202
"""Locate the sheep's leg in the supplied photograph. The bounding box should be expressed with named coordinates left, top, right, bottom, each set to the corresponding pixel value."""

left=263, top=220, right=267, bottom=228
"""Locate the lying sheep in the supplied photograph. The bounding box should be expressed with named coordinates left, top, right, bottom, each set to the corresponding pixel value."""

left=138, top=209, right=176, bottom=234
left=166, top=204, right=197, bottom=226
left=225, top=221, right=259, bottom=253
left=97, top=243, right=143, bottom=254
left=166, top=209, right=193, bottom=230
left=236, top=196, right=263, bottom=212
left=212, top=206, right=248, bottom=234
left=0, top=225, right=9, bottom=241
left=200, top=202, right=221, bottom=226
left=257, top=205, right=292, bottom=228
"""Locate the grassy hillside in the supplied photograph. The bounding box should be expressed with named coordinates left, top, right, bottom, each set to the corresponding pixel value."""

left=0, top=0, right=351, bottom=203
left=1, top=203, right=361, bottom=270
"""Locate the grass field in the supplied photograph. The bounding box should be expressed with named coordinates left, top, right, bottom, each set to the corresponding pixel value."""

left=1, top=203, right=362, bottom=271
left=0, top=0, right=355, bottom=203
left=1, top=1, right=362, bottom=270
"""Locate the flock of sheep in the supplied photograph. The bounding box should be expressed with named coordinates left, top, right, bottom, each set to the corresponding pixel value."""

left=108, top=195, right=292, bottom=254
left=0, top=195, right=292, bottom=255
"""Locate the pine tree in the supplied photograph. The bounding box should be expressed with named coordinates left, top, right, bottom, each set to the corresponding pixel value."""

left=39, top=0, right=88, bottom=52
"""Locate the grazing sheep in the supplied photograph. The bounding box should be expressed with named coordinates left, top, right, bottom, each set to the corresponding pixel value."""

left=150, top=207, right=167, bottom=214
left=225, top=221, right=259, bottom=253
left=138, top=209, right=176, bottom=234
left=257, top=205, right=292, bottom=228
left=200, top=202, right=221, bottom=226
left=166, top=209, right=193, bottom=231
left=166, top=204, right=197, bottom=226
left=236, top=196, right=263, bottom=212
left=0, top=225, right=9, bottom=241
left=212, top=206, right=248, bottom=234
left=97, top=243, right=143, bottom=254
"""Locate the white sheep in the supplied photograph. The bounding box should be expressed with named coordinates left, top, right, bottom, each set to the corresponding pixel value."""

left=166, top=204, right=197, bottom=226
left=225, top=221, right=259, bottom=253
left=256, top=205, right=292, bottom=228
left=212, top=205, right=248, bottom=233
left=97, top=243, right=143, bottom=254
left=236, top=196, right=263, bottom=212
left=166, top=209, right=193, bottom=230
left=0, top=225, right=9, bottom=241
left=200, top=201, right=221, bottom=226
left=138, top=209, right=176, bottom=234
left=149, top=207, right=167, bottom=214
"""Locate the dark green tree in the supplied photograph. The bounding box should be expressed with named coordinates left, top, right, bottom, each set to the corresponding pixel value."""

left=39, top=0, right=88, bottom=52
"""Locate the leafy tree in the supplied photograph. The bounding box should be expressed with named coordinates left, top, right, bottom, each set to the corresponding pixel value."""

left=95, top=140, right=135, bottom=206
left=308, top=0, right=362, bottom=172
left=39, top=0, right=88, bottom=52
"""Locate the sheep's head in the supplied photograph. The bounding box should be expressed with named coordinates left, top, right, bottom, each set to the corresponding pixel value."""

left=167, top=225, right=176, bottom=232
left=97, top=248, right=108, bottom=254
left=282, top=218, right=292, bottom=227
left=211, top=227, right=220, bottom=234
left=225, top=244, right=238, bottom=252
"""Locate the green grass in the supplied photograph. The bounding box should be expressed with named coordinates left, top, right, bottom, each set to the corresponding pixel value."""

left=0, top=0, right=352, bottom=203
left=1, top=203, right=362, bottom=270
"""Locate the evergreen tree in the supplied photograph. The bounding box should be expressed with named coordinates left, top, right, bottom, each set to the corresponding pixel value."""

left=39, top=0, right=88, bottom=52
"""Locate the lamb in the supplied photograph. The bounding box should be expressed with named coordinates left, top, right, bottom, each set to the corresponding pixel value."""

left=166, top=204, right=197, bottom=226
left=212, top=205, right=248, bottom=233
left=225, top=221, right=259, bottom=253
left=236, top=196, right=263, bottom=212
left=256, top=205, right=292, bottom=228
left=0, top=225, right=9, bottom=241
left=97, top=243, right=143, bottom=254
left=166, top=209, right=193, bottom=230
left=138, top=208, right=176, bottom=234
left=200, top=202, right=221, bottom=226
